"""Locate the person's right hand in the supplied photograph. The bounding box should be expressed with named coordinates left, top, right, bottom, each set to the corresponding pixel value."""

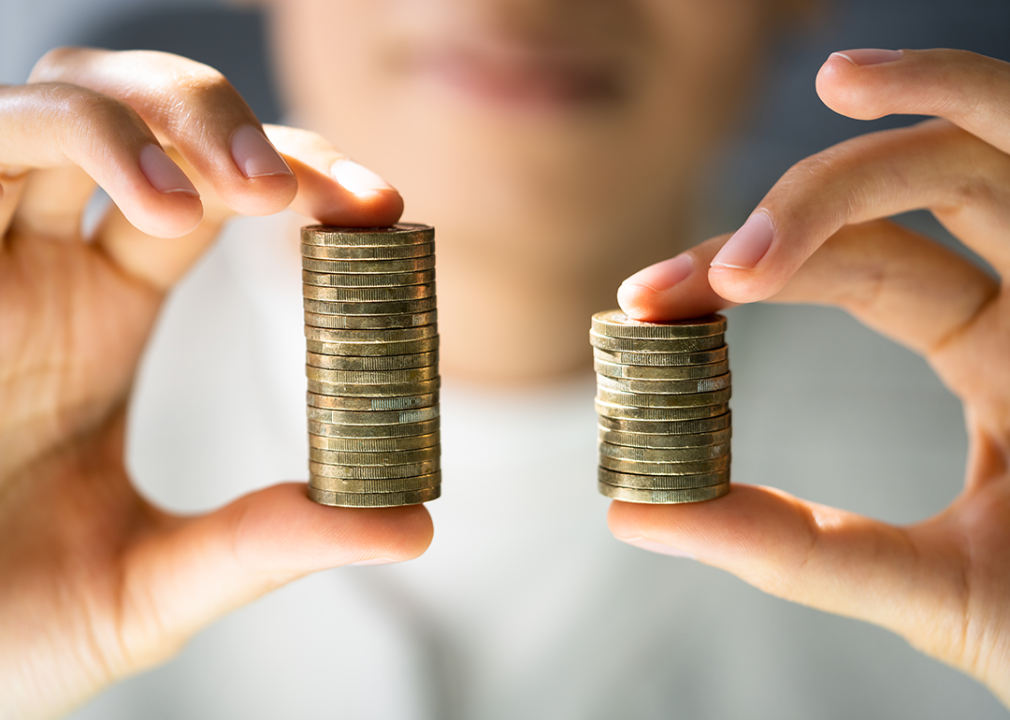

left=0, top=48, right=433, bottom=720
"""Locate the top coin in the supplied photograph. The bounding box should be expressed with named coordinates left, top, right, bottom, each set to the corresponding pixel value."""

left=302, top=224, right=434, bottom=247
left=591, top=310, right=726, bottom=339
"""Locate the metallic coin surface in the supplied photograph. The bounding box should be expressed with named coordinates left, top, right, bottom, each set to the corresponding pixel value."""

left=305, top=310, right=438, bottom=330
left=306, top=336, right=440, bottom=356
left=305, top=365, right=439, bottom=384
left=593, top=358, right=730, bottom=381
left=307, top=350, right=437, bottom=371
left=598, top=467, right=730, bottom=490
left=589, top=331, right=724, bottom=353
left=301, top=223, right=433, bottom=247
left=309, top=472, right=441, bottom=494
left=303, top=282, right=436, bottom=303
left=594, top=399, right=729, bottom=421
left=597, top=481, right=730, bottom=504
left=599, top=453, right=730, bottom=475
left=307, top=378, right=441, bottom=398
left=307, top=405, right=441, bottom=425
left=598, top=426, right=731, bottom=449
left=302, top=256, right=436, bottom=274
left=596, top=372, right=731, bottom=395
left=597, top=411, right=732, bottom=435
left=304, top=324, right=438, bottom=343
left=304, top=297, right=438, bottom=316
left=308, top=431, right=441, bottom=452
left=599, top=441, right=730, bottom=463
left=308, top=418, right=440, bottom=438
left=308, top=485, right=440, bottom=507
left=309, top=445, right=440, bottom=466
left=596, top=386, right=732, bottom=408
left=309, top=458, right=439, bottom=479
left=306, top=392, right=439, bottom=411
left=301, top=242, right=434, bottom=260
left=302, top=268, right=435, bottom=288
left=591, top=310, right=726, bottom=339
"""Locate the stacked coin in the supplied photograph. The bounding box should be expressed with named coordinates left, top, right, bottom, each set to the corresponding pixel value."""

left=591, top=310, right=730, bottom=503
left=303, top=224, right=441, bottom=508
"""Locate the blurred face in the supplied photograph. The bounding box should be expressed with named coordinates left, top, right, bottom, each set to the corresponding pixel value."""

left=269, top=0, right=785, bottom=378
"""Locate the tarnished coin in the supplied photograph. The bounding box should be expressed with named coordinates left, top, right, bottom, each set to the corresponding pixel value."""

left=597, top=411, right=732, bottom=434
left=301, top=242, right=434, bottom=261
left=308, top=432, right=441, bottom=452
left=598, top=426, right=731, bottom=449
left=306, top=392, right=439, bottom=411
left=596, top=386, right=731, bottom=408
left=598, top=468, right=730, bottom=490
left=303, top=282, right=436, bottom=303
left=304, top=297, right=438, bottom=316
left=302, top=223, right=433, bottom=247
left=309, top=458, right=439, bottom=479
left=307, top=405, right=441, bottom=425
left=597, top=481, right=730, bottom=504
left=308, top=485, right=440, bottom=508
left=307, top=350, right=436, bottom=371
left=589, top=331, right=724, bottom=353
left=302, top=268, right=435, bottom=288
left=305, top=310, right=438, bottom=330
left=309, top=445, right=439, bottom=466
left=599, top=453, right=729, bottom=475
left=591, top=311, right=726, bottom=339
left=596, top=372, right=731, bottom=395
left=599, top=441, right=730, bottom=463
left=307, top=378, right=441, bottom=398
left=593, top=346, right=728, bottom=367
left=304, top=324, right=438, bottom=343
left=305, top=365, right=439, bottom=384
left=593, top=358, right=729, bottom=381
left=595, top=400, right=729, bottom=421
left=308, top=418, right=440, bottom=438
left=301, top=255, right=436, bottom=274
left=306, top=336, right=439, bottom=356
left=309, top=472, right=441, bottom=494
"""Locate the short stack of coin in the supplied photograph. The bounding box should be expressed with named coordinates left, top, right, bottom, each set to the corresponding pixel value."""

left=591, top=310, right=730, bottom=503
left=302, top=223, right=441, bottom=508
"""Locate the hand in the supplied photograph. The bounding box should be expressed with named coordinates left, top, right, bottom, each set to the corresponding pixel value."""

left=610, top=48, right=1010, bottom=705
left=0, top=48, right=433, bottom=719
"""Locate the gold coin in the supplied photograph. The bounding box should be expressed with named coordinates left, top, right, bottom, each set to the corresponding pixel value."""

left=306, top=350, right=437, bottom=371
left=596, top=372, right=731, bottom=395
left=302, top=268, right=435, bottom=288
left=308, top=418, right=440, bottom=438
left=307, top=378, right=441, bottom=398
left=596, top=387, right=731, bottom=408
left=597, top=410, right=732, bottom=432
left=305, top=310, right=438, bottom=330
left=305, top=365, right=439, bottom=384
left=589, top=331, right=724, bottom=353
left=301, top=256, right=436, bottom=274
left=303, top=282, right=436, bottom=303
left=304, top=297, right=438, bottom=316
left=598, top=426, right=731, bottom=449
left=301, top=242, right=434, bottom=260
left=591, top=310, right=726, bottom=339
left=306, top=336, right=440, bottom=357
left=308, top=485, right=440, bottom=508
left=310, top=445, right=439, bottom=466
left=599, top=454, right=729, bottom=475
left=599, top=441, right=730, bottom=463
left=309, top=472, right=441, bottom=494
left=304, top=324, right=438, bottom=343
left=599, top=471, right=731, bottom=493
left=593, top=358, right=729, bottom=381
left=307, top=405, right=440, bottom=425
left=306, top=392, right=439, bottom=411
left=593, top=346, right=728, bottom=367
left=309, top=458, right=439, bottom=479
left=597, top=480, right=730, bottom=504
left=301, top=223, right=433, bottom=247
left=308, top=432, right=440, bottom=452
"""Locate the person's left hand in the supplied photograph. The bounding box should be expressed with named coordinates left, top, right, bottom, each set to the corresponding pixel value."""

left=609, top=48, right=1010, bottom=706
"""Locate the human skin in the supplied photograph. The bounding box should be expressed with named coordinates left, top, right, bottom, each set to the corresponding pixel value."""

left=611, top=49, right=1010, bottom=706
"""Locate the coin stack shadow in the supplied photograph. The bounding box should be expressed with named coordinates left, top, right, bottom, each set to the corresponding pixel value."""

left=591, top=310, right=731, bottom=503
left=302, top=224, right=441, bottom=508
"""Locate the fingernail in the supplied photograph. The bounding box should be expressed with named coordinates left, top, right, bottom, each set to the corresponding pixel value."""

left=138, top=144, right=199, bottom=196
left=231, top=125, right=293, bottom=178
left=830, top=49, right=903, bottom=66
left=711, top=212, right=774, bottom=270
left=617, top=536, right=696, bottom=560
left=332, top=159, right=394, bottom=196
left=347, top=557, right=397, bottom=567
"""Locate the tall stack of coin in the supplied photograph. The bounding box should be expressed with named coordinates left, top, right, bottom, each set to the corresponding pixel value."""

left=302, top=224, right=441, bottom=508
left=591, top=310, right=730, bottom=503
